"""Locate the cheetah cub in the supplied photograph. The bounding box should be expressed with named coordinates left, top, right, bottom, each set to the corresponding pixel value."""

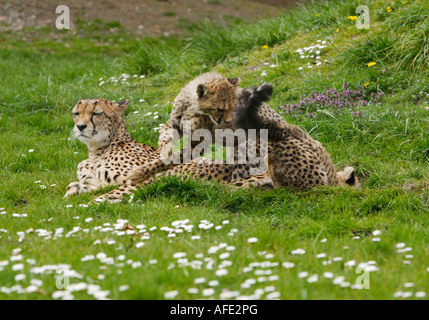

left=64, top=99, right=159, bottom=198
left=232, top=84, right=359, bottom=189
left=127, top=72, right=242, bottom=183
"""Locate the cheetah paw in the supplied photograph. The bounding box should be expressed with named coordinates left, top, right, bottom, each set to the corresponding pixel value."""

left=64, top=182, right=89, bottom=198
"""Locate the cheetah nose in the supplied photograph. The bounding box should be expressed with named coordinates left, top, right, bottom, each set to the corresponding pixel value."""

left=77, top=124, right=87, bottom=132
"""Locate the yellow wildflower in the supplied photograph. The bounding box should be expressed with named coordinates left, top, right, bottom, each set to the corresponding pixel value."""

left=315, top=13, right=320, bottom=16
left=336, top=28, right=340, bottom=32
left=368, top=62, right=377, bottom=67
left=387, top=7, right=392, bottom=12
left=262, top=45, right=269, bottom=49
left=364, top=82, right=369, bottom=87
left=347, top=16, right=358, bottom=21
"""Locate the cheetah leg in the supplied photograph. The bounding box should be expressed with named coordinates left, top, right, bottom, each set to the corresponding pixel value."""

left=127, top=137, right=190, bottom=184
left=93, top=184, right=139, bottom=204
left=157, top=119, right=176, bottom=152
left=127, top=159, right=175, bottom=184
left=64, top=182, right=98, bottom=198
left=231, top=173, right=274, bottom=190
left=128, top=117, right=200, bottom=184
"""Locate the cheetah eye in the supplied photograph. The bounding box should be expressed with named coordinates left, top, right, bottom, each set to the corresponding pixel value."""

left=93, top=111, right=104, bottom=116
left=73, top=112, right=79, bottom=116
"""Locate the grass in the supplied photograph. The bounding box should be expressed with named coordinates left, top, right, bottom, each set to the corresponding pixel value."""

left=0, top=0, right=429, bottom=300
left=163, top=11, right=177, bottom=17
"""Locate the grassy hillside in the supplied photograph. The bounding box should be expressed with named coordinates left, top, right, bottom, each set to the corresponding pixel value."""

left=0, top=0, right=428, bottom=300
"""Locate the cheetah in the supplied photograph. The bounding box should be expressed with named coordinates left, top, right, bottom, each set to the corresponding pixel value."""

left=127, top=72, right=243, bottom=183
left=232, top=84, right=359, bottom=189
left=64, top=98, right=161, bottom=198
left=170, top=71, right=240, bottom=139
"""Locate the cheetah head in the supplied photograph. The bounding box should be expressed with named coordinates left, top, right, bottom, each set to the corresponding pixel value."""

left=196, top=77, right=241, bottom=127
left=72, top=98, right=129, bottom=150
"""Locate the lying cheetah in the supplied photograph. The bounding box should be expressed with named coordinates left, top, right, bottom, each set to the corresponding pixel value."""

left=64, top=98, right=160, bottom=197
left=232, top=84, right=359, bottom=189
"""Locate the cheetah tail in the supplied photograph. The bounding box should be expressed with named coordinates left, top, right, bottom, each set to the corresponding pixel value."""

left=232, top=84, right=273, bottom=130
left=336, top=166, right=360, bottom=188
left=233, top=84, right=293, bottom=141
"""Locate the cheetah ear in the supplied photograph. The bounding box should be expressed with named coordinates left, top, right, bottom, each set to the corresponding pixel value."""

left=115, top=99, right=129, bottom=110
left=197, top=84, right=207, bottom=99
left=228, top=77, right=241, bottom=86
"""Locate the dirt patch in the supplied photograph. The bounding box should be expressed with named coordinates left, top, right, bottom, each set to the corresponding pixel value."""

left=0, top=0, right=301, bottom=36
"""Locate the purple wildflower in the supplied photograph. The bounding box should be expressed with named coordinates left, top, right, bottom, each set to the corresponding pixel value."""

left=279, top=85, right=381, bottom=118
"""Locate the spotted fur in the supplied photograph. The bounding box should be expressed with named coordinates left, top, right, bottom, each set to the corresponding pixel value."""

left=171, top=71, right=241, bottom=136
left=64, top=98, right=160, bottom=197
left=232, top=84, right=359, bottom=189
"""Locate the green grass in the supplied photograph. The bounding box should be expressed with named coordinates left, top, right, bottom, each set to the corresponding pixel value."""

left=0, top=0, right=429, bottom=300
left=163, top=11, right=177, bottom=17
